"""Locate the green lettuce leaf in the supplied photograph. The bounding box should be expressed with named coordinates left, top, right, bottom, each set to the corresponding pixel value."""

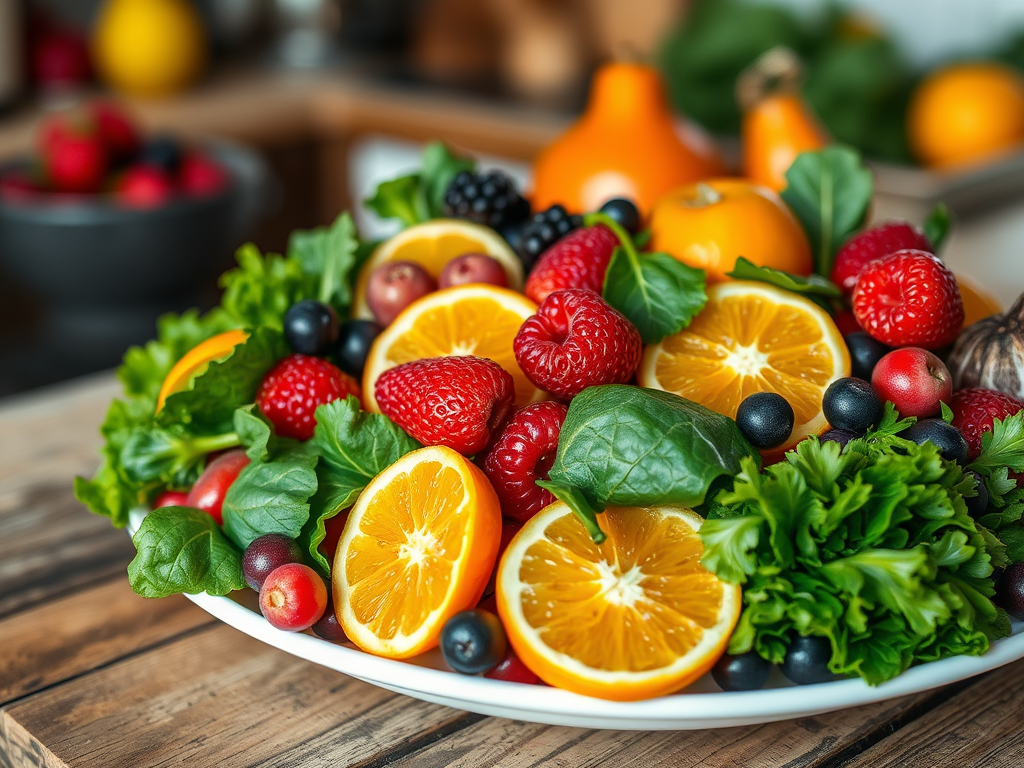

left=364, top=142, right=475, bottom=226
left=288, top=212, right=361, bottom=312
left=218, top=243, right=319, bottom=331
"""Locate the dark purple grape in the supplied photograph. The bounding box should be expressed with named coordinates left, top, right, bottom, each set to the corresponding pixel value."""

left=312, top=599, right=348, bottom=643
left=366, top=261, right=436, bottom=326
left=997, top=562, right=1024, bottom=620
left=242, top=533, right=303, bottom=592
left=821, top=428, right=857, bottom=449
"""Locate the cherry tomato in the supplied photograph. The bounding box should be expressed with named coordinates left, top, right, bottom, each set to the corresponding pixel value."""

left=153, top=490, right=190, bottom=509
left=185, top=449, right=250, bottom=525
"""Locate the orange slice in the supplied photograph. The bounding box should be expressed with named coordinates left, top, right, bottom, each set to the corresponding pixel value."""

left=639, top=281, right=849, bottom=452
left=352, top=219, right=523, bottom=320
left=156, top=329, right=248, bottom=412
left=957, top=274, right=1002, bottom=327
left=497, top=502, right=740, bottom=701
left=333, top=445, right=502, bottom=659
left=362, top=284, right=546, bottom=412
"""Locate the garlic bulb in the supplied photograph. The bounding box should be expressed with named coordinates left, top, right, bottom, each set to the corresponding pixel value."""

left=946, top=292, right=1024, bottom=398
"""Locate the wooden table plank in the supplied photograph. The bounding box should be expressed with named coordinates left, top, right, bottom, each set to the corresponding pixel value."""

left=839, top=661, right=1024, bottom=768
left=0, top=579, right=213, bottom=706
left=379, top=686, right=956, bottom=768
left=1, top=625, right=477, bottom=768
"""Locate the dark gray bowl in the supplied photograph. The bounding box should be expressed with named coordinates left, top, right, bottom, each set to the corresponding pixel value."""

left=0, top=141, right=269, bottom=306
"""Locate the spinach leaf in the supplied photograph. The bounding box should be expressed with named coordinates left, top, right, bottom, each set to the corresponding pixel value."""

left=364, top=142, right=475, bottom=227
left=546, top=386, right=759, bottom=537
left=120, top=428, right=241, bottom=489
left=158, top=327, right=288, bottom=434
left=300, top=397, right=421, bottom=572
left=288, top=212, right=360, bottom=311
left=924, top=202, right=952, bottom=254
left=221, top=444, right=319, bottom=550
left=595, top=212, right=707, bottom=344
left=233, top=405, right=276, bottom=462
left=128, top=507, right=245, bottom=597
left=218, top=243, right=320, bottom=331
left=536, top=479, right=608, bottom=544
left=781, top=146, right=873, bottom=277
left=726, top=257, right=841, bottom=311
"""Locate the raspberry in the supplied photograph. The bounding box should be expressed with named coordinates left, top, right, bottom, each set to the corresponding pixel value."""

left=374, top=356, right=515, bottom=455
left=831, top=222, right=932, bottom=294
left=950, top=388, right=1024, bottom=461
left=514, top=288, right=642, bottom=399
left=257, top=354, right=361, bottom=441
left=516, top=204, right=584, bottom=272
left=483, top=402, right=568, bottom=522
left=443, top=170, right=530, bottom=232
left=524, top=224, right=620, bottom=305
left=852, top=249, right=964, bottom=349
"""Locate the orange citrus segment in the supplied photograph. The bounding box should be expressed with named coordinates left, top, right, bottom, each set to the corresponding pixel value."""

left=639, top=281, right=849, bottom=452
left=352, top=219, right=523, bottom=320
left=156, top=329, right=248, bottom=412
left=957, top=274, right=1003, bottom=327
left=497, top=503, right=740, bottom=700
left=362, top=284, right=546, bottom=412
left=334, top=445, right=501, bottom=658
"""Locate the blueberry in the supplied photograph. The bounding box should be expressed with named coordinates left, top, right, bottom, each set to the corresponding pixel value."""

left=735, top=392, right=795, bottom=450
left=599, top=198, right=641, bottom=234
left=820, top=428, right=857, bottom=450
left=781, top=635, right=840, bottom=685
left=140, top=136, right=183, bottom=173
left=822, top=377, right=883, bottom=435
left=845, top=333, right=892, bottom=381
left=441, top=609, right=507, bottom=675
left=900, top=419, right=969, bottom=464
left=335, top=319, right=382, bottom=379
left=711, top=650, right=772, bottom=691
left=997, top=563, right=1024, bottom=621
left=964, top=469, right=990, bottom=518
left=284, top=300, right=339, bottom=356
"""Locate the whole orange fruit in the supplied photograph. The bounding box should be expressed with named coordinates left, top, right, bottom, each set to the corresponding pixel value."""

left=648, top=179, right=812, bottom=283
left=908, top=63, right=1024, bottom=169
left=531, top=62, right=725, bottom=214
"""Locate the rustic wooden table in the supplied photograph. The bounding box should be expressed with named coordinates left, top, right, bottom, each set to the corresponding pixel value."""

left=1, top=374, right=1023, bottom=768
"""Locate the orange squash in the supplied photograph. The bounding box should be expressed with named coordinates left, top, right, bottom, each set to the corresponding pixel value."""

left=739, top=48, right=829, bottom=191
left=531, top=62, right=725, bottom=214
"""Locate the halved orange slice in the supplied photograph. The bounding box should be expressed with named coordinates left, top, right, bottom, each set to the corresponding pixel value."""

left=497, top=503, right=740, bottom=701
left=156, top=329, right=248, bottom=412
left=333, top=445, right=502, bottom=659
left=639, top=281, right=849, bottom=452
left=352, top=219, right=523, bottom=319
left=362, top=284, right=546, bottom=412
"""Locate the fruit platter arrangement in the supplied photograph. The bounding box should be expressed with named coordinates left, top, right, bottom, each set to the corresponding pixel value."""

left=0, top=99, right=228, bottom=207
left=76, top=100, right=1024, bottom=725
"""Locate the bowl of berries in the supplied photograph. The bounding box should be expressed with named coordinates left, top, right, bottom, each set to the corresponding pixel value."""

left=0, top=100, right=265, bottom=307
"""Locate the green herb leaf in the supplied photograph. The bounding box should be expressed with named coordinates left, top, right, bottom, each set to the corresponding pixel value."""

left=699, top=513, right=763, bottom=584
left=218, top=244, right=319, bottom=331
left=781, top=146, right=873, bottom=277
left=940, top=401, right=955, bottom=424
left=536, top=480, right=607, bottom=544
left=364, top=142, right=475, bottom=226
left=547, top=386, right=759, bottom=527
left=300, top=397, right=421, bottom=572
left=221, top=445, right=319, bottom=550
left=128, top=507, right=245, bottom=598
left=601, top=241, right=707, bottom=344
left=971, top=412, right=1024, bottom=475
left=288, top=212, right=360, bottom=311
left=726, top=257, right=841, bottom=311
left=158, top=327, right=288, bottom=435
left=120, top=428, right=241, bottom=489
left=924, top=203, right=952, bottom=253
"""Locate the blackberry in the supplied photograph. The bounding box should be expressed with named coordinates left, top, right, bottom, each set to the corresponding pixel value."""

left=517, top=204, right=583, bottom=272
left=443, top=170, right=530, bottom=232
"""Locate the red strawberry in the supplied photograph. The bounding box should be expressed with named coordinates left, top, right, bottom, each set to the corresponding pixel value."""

left=524, top=224, right=619, bottom=304
left=179, top=151, right=229, bottom=197
left=950, top=388, right=1024, bottom=461
left=514, top=288, right=642, bottom=399
left=852, top=249, right=964, bottom=349
left=257, top=354, right=361, bottom=441
left=374, top=356, right=515, bottom=455
left=483, top=402, right=568, bottom=522
left=89, top=101, right=141, bottom=163
left=42, top=120, right=107, bottom=194
left=115, top=165, right=175, bottom=209
left=831, top=221, right=932, bottom=294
